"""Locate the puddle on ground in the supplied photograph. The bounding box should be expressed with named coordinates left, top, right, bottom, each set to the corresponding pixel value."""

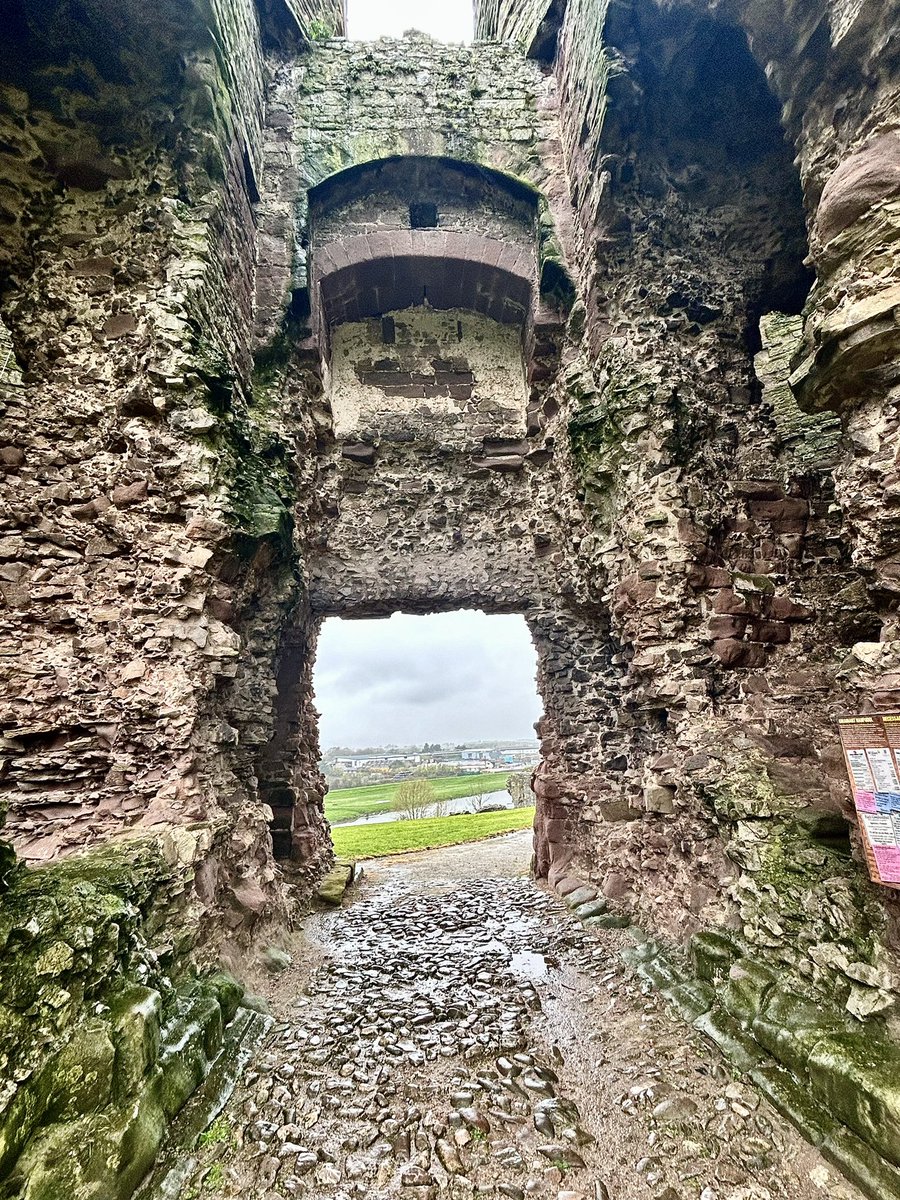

left=508, top=949, right=549, bottom=979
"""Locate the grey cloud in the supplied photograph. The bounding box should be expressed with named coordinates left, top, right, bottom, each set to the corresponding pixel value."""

left=314, top=610, right=541, bottom=747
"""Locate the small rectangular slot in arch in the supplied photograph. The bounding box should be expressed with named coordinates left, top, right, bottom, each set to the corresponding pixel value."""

left=410, top=202, right=438, bottom=229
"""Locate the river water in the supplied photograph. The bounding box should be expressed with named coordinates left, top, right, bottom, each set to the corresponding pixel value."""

left=332, top=789, right=513, bottom=827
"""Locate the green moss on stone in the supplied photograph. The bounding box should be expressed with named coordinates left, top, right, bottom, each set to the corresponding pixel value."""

left=110, top=986, right=163, bottom=1098
left=46, top=1021, right=116, bottom=1121
left=808, top=1033, right=900, bottom=1170
left=690, top=930, right=741, bottom=982
left=0, top=835, right=249, bottom=1197
left=718, top=958, right=777, bottom=1028
left=567, top=350, right=655, bottom=512
left=752, top=985, right=846, bottom=1076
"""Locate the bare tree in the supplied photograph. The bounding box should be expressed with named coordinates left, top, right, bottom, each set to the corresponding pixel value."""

left=469, top=790, right=489, bottom=813
left=392, top=779, right=436, bottom=820
left=506, top=771, right=534, bottom=808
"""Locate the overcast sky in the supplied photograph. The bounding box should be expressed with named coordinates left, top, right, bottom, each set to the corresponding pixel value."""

left=314, top=611, right=541, bottom=748
left=346, top=0, right=474, bottom=42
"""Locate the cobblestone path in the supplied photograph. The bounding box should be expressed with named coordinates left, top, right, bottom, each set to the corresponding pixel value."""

left=173, top=833, right=863, bottom=1200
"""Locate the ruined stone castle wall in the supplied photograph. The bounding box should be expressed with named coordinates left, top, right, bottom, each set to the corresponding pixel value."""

left=488, top=1, right=900, bottom=1191
left=0, top=4, right=335, bottom=1189
left=3, top=1, right=900, bottom=1195
left=531, top=0, right=900, bottom=998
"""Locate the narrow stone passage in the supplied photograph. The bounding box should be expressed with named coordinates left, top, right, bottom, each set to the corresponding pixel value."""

left=175, top=836, right=864, bottom=1200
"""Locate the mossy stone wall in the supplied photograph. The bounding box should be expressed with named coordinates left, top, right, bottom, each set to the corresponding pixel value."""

left=0, top=834, right=255, bottom=1200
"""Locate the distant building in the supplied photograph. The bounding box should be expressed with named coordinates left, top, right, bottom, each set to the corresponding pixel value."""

left=332, top=753, right=422, bottom=769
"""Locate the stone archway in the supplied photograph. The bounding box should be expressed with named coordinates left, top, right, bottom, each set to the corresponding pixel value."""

left=257, top=583, right=621, bottom=885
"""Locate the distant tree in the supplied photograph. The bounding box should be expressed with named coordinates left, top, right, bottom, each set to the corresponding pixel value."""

left=393, top=779, right=436, bottom=820
left=507, top=771, right=533, bottom=808
left=469, top=789, right=489, bottom=813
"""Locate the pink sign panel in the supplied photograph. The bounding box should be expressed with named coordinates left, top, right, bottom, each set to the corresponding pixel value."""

left=873, top=846, right=900, bottom=884
left=838, top=714, right=900, bottom=890
left=855, top=791, right=878, bottom=813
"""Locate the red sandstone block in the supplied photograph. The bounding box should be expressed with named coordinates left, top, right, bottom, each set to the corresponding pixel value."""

left=322, top=239, right=352, bottom=270
left=111, top=480, right=148, bottom=507
left=544, top=818, right=568, bottom=842
left=708, top=615, right=747, bottom=638
left=771, top=517, right=807, bottom=535
left=602, top=871, right=631, bottom=899
left=730, top=479, right=785, bottom=500
left=509, top=246, right=534, bottom=280
left=638, top=560, right=662, bottom=579
left=497, top=243, right=524, bottom=277
left=542, top=801, right=570, bottom=821
left=748, top=498, right=809, bottom=521
left=364, top=231, right=396, bottom=260
left=388, top=229, right=415, bottom=257
left=767, top=595, right=812, bottom=621
left=677, top=518, right=706, bottom=546
left=341, top=442, right=376, bottom=465
left=622, top=577, right=657, bottom=606
left=480, top=239, right=505, bottom=268
left=749, top=620, right=791, bottom=644
left=207, top=596, right=234, bottom=623
left=526, top=410, right=543, bottom=435
left=257, top=232, right=292, bottom=268
left=70, top=255, right=116, bottom=277
left=441, top=231, right=468, bottom=259
left=472, top=455, right=525, bottom=471
left=713, top=639, right=767, bottom=668
left=534, top=776, right=562, bottom=800
left=713, top=588, right=753, bottom=615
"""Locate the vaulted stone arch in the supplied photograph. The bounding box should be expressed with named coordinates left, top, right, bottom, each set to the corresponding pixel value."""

left=316, top=245, right=532, bottom=327
left=303, top=155, right=559, bottom=376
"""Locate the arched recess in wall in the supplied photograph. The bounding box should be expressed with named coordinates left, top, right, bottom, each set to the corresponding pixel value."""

left=256, top=154, right=575, bottom=351
left=303, top=154, right=576, bottom=388
left=582, top=0, right=813, bottom=357
left=309, top=156, right=573, bottom=338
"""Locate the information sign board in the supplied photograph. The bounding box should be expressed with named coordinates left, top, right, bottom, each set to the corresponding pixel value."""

left=838, top=713, right=900, bottom=889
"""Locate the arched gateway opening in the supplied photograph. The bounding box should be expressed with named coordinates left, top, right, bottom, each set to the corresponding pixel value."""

left=313, top=610, right=542, bottom=855
left=259, top=592, right=618, bottom=882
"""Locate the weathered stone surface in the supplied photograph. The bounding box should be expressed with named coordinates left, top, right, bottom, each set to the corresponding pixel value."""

left=2, top=0, right=900, bottom=1193
left=0, top=834, right=254, bottom=1197
left=816, top=133, right=900, bottom=244
left=316, top=858, right=355, bottom=905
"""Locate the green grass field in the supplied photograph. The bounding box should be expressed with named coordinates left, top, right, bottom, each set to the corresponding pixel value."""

left=331, top=806, right=535, bottom=859
left=324, top=771, right=512, bottom=824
